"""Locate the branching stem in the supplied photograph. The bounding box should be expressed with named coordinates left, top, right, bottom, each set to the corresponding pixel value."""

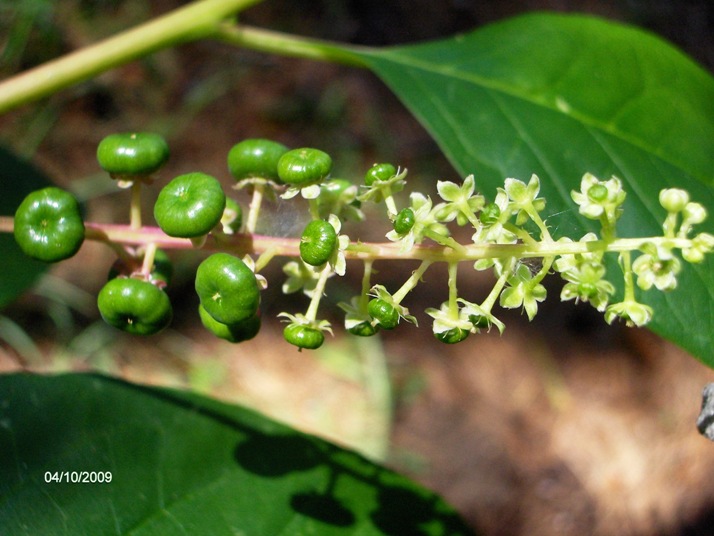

left=0, top=216, right=696, bottom=263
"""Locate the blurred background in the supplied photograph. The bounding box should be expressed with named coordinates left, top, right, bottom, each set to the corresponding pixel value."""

left=1, top=1, right=714, bottom=534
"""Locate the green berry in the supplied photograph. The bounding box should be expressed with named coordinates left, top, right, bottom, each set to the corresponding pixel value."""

left=300, top=219, right=337, bottom=266
left=435, top=327, right=469, bottom=344
left=277, top=148, right=332, bottom=187
left=393, top=207, right=415, bottom=235
left=154, top=172, right=226, bottom=238
left=364, top=163, right=396, bottom=186
left=195, top=253, right=260, bottom=325
left=348, top=321, right=379, bottom=337
left=319, top=179, right=352, bottom=205
left=199, top=305, right=261, bottom=343
left=97, top=277, right=172, bottom=335
left=227, top=138, right=288, bottom=182
left=368, top=298, right=400, bottom=330
left=283, top=323, right=325, bottom=350
left=96, top=132, right=169, bottom=179
left=13, top=187, right=85, bottom=263
left=479, top=202, right=501, bottom=226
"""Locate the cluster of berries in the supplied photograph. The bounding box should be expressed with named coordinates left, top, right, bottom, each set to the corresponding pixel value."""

left=11, top=132, right=713, bottom=350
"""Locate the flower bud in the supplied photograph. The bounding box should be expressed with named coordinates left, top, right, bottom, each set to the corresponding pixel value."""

left=659, top=188, right=689, bottom=213
left=683, top=202, right=707, bottom=225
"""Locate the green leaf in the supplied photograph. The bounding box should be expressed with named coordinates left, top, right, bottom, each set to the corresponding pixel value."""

left=354, top=13, right=714, bottom=366
left=0, top=372, right=475, bottom=535
left=0, top=145, right=52, bottom=308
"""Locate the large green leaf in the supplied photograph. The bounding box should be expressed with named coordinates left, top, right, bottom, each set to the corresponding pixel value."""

left=0, top=145, right=52, bottom=308
left=0, top=372, right=475, bottom=535
left=354, top=13, right=714, bottom=365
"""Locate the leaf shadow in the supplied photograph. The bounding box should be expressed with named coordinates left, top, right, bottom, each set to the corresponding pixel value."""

left=103, top=373, right=476, bottom=534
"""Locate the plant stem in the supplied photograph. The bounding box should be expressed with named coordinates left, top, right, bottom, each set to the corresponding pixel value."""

left=447, top=262, right=459, bottom=317
left=0, top=216, right=695, bottom=262
left=359, top=261, right=374, bottom=309
left=140, top=242, right=158, bottom=279
left=393, top=260, right=432, bottom=303
left=245, top=184, right=264, bottom=234
left=213, top=24, right=369, bottom=68
left=480, top=258, right=516, bottom=312
left=305, top=265, right=332, bottom=322
left=130, top=181, right=143, bottom=230
left=0, top=0, right=265, bottom=113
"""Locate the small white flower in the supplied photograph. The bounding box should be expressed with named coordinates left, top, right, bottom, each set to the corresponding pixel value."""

left=434, top=174, right=484, bottom=225
left=632, top=243, right=681, bottom=291
left=571, top=173, right=626, bottom=222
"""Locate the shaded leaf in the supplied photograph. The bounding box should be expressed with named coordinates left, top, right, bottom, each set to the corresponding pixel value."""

left=0, top=372, right=475, bottom=535
left=354, top=13, right=714, bottom=365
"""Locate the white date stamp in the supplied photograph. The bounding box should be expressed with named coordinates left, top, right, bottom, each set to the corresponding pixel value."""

left=44, top=471, right=112, bottom=484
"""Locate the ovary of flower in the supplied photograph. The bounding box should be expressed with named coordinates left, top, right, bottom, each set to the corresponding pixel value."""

left=385, top=192, right=440, bottom=252
left=571, top=173, right=625, bottom=221
left=559, top=261, right=614, bottom=311
left=471, top=189, right=517, bottom=244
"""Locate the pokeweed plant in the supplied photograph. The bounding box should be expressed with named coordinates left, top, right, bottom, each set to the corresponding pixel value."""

left=0, top=0, right=713, bottom=534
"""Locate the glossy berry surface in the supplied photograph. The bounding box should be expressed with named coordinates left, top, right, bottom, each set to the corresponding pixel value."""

left=283, top=324, right=325, bottom=350
left=300, top=219, right=337, bottom=266
left=347, top=321, right=379, bottom=337
left=367, top=298, right=400, bottom=330
left=195, top=253, right=260, bottom=325
left=199, top=305, right=261, bottom=343
left=277, top=148, right=332, bottom=187
left=97, top=277, right=172, bottom=335
left=96, top=132, right=169, bottom=178
left=393, top=207, right=416, bottom=235
left=364, top=163, right=396, bottom=186
left=227, top=138, right=288, bottom=182
left=435, top=327, right=470, bottom=344
left=13, top=187, right=85, bottom=263
left=154, top=172, right=226, bottom=238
